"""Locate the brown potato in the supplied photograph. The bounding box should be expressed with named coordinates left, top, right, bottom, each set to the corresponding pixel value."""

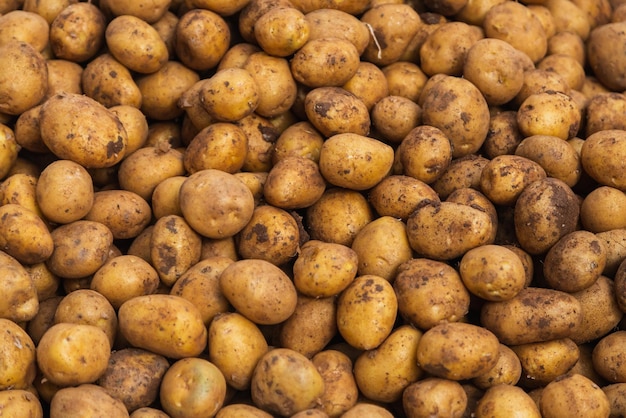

left=305, top=8, right=369, bottom=55
left=85, top=190, right=151, bottom=240
left=585, top=93, right=626, bottom=137
left=592, top=331, right=626, bottom=383
left=540, top=374, right=610, bottom=418
left=603, top=383, right=626, bottom=418
left=254, top=6, right=309, bottom=57
left=263, top=156, right=326, bottom=210
left=237, top=0, right=294, bottom=44
left=0, top=252, right=39, bottom=322
left=480, top=287, right=583, bottom=345
left=472, top=344, right=522, bottom=389
left=538, top=53, right=586, bottom=91
left=312, top=350, right=359, bottom=416
left=110, top=105, right=148, bottom=155
left=0, top=41, right=47, bottom=115
left=0, top=10, right=49, bottom=52
left=243, top=52, right=297, bottom=117
left=397, top=124, right=452, bottom=184
left=403, top=378, right=467, bottom=418
left=581, top=129, right=626, bottom=192
left=183, top=122, right=248, bottom=174
left=513, top=338, right=580, bottom=388
left=341, top=403, right=395, bottom=418
left=175, top=8, right=230, bottom=71
left=342, top=62, right=389, bottom=112
left=49, top=2, right=106, bottom=62
left=235, top=112, right=280, bottom=172
left=291, top=37, right=360, bottom=88
left=214, top=404, right=272, bottom=418
left=431, top=154, right=490, bottom=199
left=271, top=121, right=323, bottom=164
left=516, top=91, right=581, bottom=140
left=420, top=21, right=484, bottom=77
left=23, top=0, right=76, bottom=25
left=514, top=134, right=582, bottom=187
left=588, top=22, right=626, bottom=90
left=197, top=68, right=259, bottom=123
left=104, top=0, right=170, bottom=23
left=151, top=176, right=186, bottom=219
left=49, top=384, right=129, bottom=418
left=381, top=61, right=428, bottom=103
left=0, top=203, right=53, bottom=265
left=220, top=258, right=298, bottom=325
left=368, top=175, right=439, bottom=221
left=0, top=390, right=43, bottom=418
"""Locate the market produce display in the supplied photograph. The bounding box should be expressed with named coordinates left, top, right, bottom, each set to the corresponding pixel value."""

left=3, top=0, right=626, bottom=417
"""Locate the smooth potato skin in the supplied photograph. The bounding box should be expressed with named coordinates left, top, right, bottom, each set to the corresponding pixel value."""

left=0, top=390, right=43, bottom=418
left=50, top=384, right=129, bottom=418
left=0, top=203, right=53, bottom=265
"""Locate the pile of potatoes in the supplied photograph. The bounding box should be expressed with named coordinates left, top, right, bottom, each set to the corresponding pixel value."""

left=4, top=0, right=626, bottom=416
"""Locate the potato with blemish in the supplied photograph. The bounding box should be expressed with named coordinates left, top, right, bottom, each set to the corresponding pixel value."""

left=581, top=129, right=626, bottom=192
left=263, top=156, right=326, bottom=210
left=479, top=155, right=547, bottom=207
left=271, top=121, right=324, bottom=164
left=371, top=95, right=422, bottom=144
left=198, top=68, right=259, bottom=123
left=243, top=52, right=297, bottom=118
left=0, top=318, right=37, bottom=390
left=538, top=53, right=586, bottom=91
left=472, top=344, right=522, bottom=389
left=431, top=154, right=489, bottom=199
left=517, top=90, right=581, bottom=140
left=305, top=8, right=369, bottom=55
left=397, top=124, right=452, bottom=184
left=403, top=378, right=467, bottom=418
left=368, top=175, right=440, bottom=221
left=175, top=8, right=230, bottom=71
left=343, top=62, right=390, bottom=111
left=49, top=2, right=106, bottom=63
left=312, top=350, right=359, bottom=417
left=183, top=122, right=248, bottom=174
left=254, top=6, right=309, bottom=57
left=304, top=87, right=370, bottom=138
left=0, top=41, right=48, bottom=116
left=540, top=374, right=610, bottom=418
left=513, top=338, right=580, bottom=389
left=0, top=10, right=49, bottom=52
left=381, top=61, right=428, bottom=103
left=0, top=251, right=39, bottom=322
left=81, top=53, right=142, bottom=109
left=85, top=190, right=151, bottom=240
left=0, top=203, right=53, bottom=265
left=420, top=21, right=484, bottom=77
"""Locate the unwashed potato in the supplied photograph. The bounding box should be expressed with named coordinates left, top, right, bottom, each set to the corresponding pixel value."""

left=581, top=129, right=626, bottom=192
left=0, top=41, right=48, bottom=115
left=304, top=87, right=370, bottom=137
left=81, top=53, right=143, bottom=108
left=472, top=344, right=522, bottom=389
left=0, top=390, right=43, bottom=418
left=603, top=383, right=626, bottom=418
left=198, top=68, right=259, bottom=123
left=183, top=122, right=248, bottom=174
left=482, top=110, right=523, bottom=159
left=305, top=8, right=369, bottom=55
left=250, top=348, right=325, bottom=417
left=312, top=350, right=359, bottom=416
left=0, top=203, right=53, bottom=265
left=85, top=190, right=151, bottom=240
left=254, top=6, right=309, bottom=57
left=49, top=384, right=129, bottom=418
left=587, top=21, right=626, bottom=91
left=243, top=52, right=297, bottom=118
left=513, top=338, right=580, bottom=389
left=368, top=175, right=440, bottom=221
left=110, top=105, right=149, bottom=154
left=431, top=154, right=490, bottom=199
left=0, top=251, right=40, bottom=323
left=474, top=384, right=541, bottom=418
left=103, top=0, right=170, bottom=23
left=118, top=294, right=208, bottom=359
left=49, top=2, right=106, bottom=63
left=584, top=93, right=626, bottom=136
left=0, top=318, right=37, bottom=390
left=540, top=374, right=610, bottom=418
left=592, top=331, right=626, bottom=383
left=371, top=95, right=422, bottom=143
left=174, top=8, right=230, bottom=71
left=403, top=378, right=467, bottom=418
left=263, top=156, right=326, bottom=210
left=1, top=173, right=44, bottom=220
left=0, top=10, right=49, bottom=52
left=396, top=124, right=452, bottom=184
left=343, top=61, right=390, bottom=112
left=291, top=37, right=360, bottom=88
left=514, top=134, right=581, bottom=187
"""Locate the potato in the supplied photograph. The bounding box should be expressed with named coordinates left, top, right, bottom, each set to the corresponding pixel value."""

left=483, top=1, right=547, bottom=63
left=480, top=287, right=583, bottom=345
left=603, top=383, right=626, bottom=418
left=350, top=216, right=412, bottom=282
left=569, top=276, right=623, bottom=344
left=237, top=204, right=300, bottom=266
left=342, top=403, right=395, bottom=418
left=97, top=348, right=169, bottom=413
left=27, top=261, right=60, bottom=302
left=514, top=134, right=582, bottom=187
left=403, top=377, right=467, bottom=418
left=581, top=129, right=626, bottom=192
left=195, top=69, right=258, bottom=124
left=318, top=133, right=393, bottom=191
left=342, top=62, right=389, bottom=112
left=151, top=176, right=186, bottom=219
left=220, top=258, right=297, bottom=325
left=336, top=274, right=398, bottom=350
left=253, top=6, right=308, bottom=57
left=306, top=188, right=374, bottom=246
left=381, top=62, right=427, bottom=104
left=396, top=124, right=452, bottom=184
left=50, top=384, right=129, bottom=418
left=0, top=390, right=43, bottom=418
left=588, top=22, right=626, bottom=90
left=305, top=8, right=369, bottom=55
left=371, top=96, right=422, bottom=144
left=420, top=21, right=484, bottom=77
left=250, top=348, right=325, bottom=417
left=1, top=173, right=45, bottom=221
left=592, top=331, right=626, bottom=383
left=353, top=325, right=422, bottom=403
left=271, top=121, right=323, bottom=164
left=110, top=105, right=149, bottom=155
left=538, top=53, right=586, bottom=92
left=279, top=295, right=337, bottom=359
left=0, top=317, right=36, bottom=390
left=419, top=74, right=490, bottom=158
left=237, top=0, right=294, bottom=44
left=517, top=91, right=581, bottom=140
left=543, top=230, right=607, bottom=293
left=37, top=323, right=111, bottom=387
left=303, top=87, right=370, bottom=138
left=0, top=10, right=49, bottom=52
left=406, top=200, right=495, bottom=261
left=585, top=93, right=626, bottom=137
left=368, top=175, right=439, bottom=221
left=174, top=8, right=229, bottom=71
left=179, top=169, right=255, bottom=239
left=49, top=2, right=106, bottom=62
left=104, top=0, right=170, bottom=23
left=215, top=405, right=272, bottom=418
left=0, top=203, right=53, bottom=265
left=136, top=61, right=200, bottom=121
left=0, top=41, right=47, bottom=115
left=540, top=374, right=610, bottom=418
left=431, top=154, right=489, bottom=199
left=118, top=294, right=207, bottom=358
left=85, top=190, right=151, bottom=240
left=263, top=156, right=326, bottom=210
left=291, top=37, right=360, bottom=88
left=183, top=122, right=248, bottom=174
left=81, top=53, right=142, bottom=108
left=514, top=177, right=580, bottom=255
left=46, top=220, right=113, bottom=279
left=474, top=384, right=541, bottom=418
left=22, top=0, right=75, bottom=24
left=312, top=350, right=359, bottom=417
left=513, top=338, right=580, bottom=388
left=361, top=4, right=422, bottom=66
left=472, top=344, right=522, bottom=389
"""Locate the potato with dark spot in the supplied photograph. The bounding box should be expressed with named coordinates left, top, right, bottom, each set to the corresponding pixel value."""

left=243, top=52, right=297, bottom=118
left=183, top=122, right=248, bottom=174
left=198, top=68, right=259, bottom=123
left=49, top=2, right=106, bottom=63
left=85, top=190, right=151, bottom=240
left=0, top=41, right=48, bottom=115
left=540, top=374, right=610, bottom=418
left=81, top=53, right=143, bottom=109
left=263, top=156, right=326, bottom=210
left=0, top=203, right=53, bottom=265
left=431, top=154, right=489, bottom=199
left=397, top=124, right=452, bottom=184
left=312, top=350, right=359, bottom=417
left=304, top=87, right=370, bottom=138
left=174, top=8, right=230, bottom=72
left=474, top=384, right=541, bottom=418
left=472, top=344, right=522, bottom=389
left=368, top=175, right=440, bottom=221
left=403, top=378, right=467, bottom=418
left=513, top=338, right=580, bottom=389
left=516, top=91, right=581, bottom=140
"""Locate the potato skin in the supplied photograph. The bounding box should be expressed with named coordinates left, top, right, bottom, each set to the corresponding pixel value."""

left=0, top=41, right=48, bottom=115
left=50, top=384, right=129, bottom=418
left=0, top=203, right=53, bottom=265
left=85, top=190, right=152, bottom=240
left=513, top=338, right=580, bottom=389
left=581, top=129, right=626, bottom=192
left=118, top=294, right=208, bottom=359
left=403, top=378, right=467, bottom=418
left=312, top=350, right=359, bottom=417
left=474, top=384, right=541, bottom=418
left=480, top=287, right=583, bottom=345
left=0, top=390, right=43, bottom=418
left=0, top=318, right=37, bottom=390
left=540, top=374, right=610, bottom=418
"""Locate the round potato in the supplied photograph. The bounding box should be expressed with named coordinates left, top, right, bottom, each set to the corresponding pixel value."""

left=263, top=156, right=326, bottom=210
left=403, top=378, right=467, bottom=418
left=118, top=294, right=208, bottom=359
left=198, top=68, right=259, bottom=123
left=306, top=8, right=369, bottom=55
left=474, top=384, right=541, bottom=418
left=151, top=176, right=186, bottom=219
left=271, top=121, right=323, bottom=164
left=312, top=350, right=359, bottom=416
left=420, top=21, right=484, bottom=77
left=482, top=110, right=523, bottom=159
left=0, top=10, right=49, bottom=52
left=85, top=190, right=151, bottom=240
left=514, top=134, right=581, bottom=187
left=431, top=154, right=490, bottom=199
left=343, top=61, right=389, bottom=112
left=591, top=331, right=626, bottom=383
left=104, top=0, right=170, bottom=23
left=291, top=37, right=360, bottom=88
left=304, top=86, right=370, bottom=138
left=397, top=124, right=452, bottom=184
left=540, top=374, right=610, bottom=418
left=584, top=93, right=626, bottom=137
left=49, top=2, right=106, bottom=63
left=382, top=61, right=428, bottom=103
left=254, top=6, right=309, bottom=57
left=49, top=384, right=129, bottom=418
left=587, top=21, right=626, bottom=91
left=0, top=41, right=48, bottom=115
left=183, top=122, right=248, bottom=174
left=581, top=129, right=626, bottom=192
left=516, top=91, right=581, bottom=140
left=243, top=52, right=297, bottom=118
left=0, top=390, right=43, bottom=418
left=0, top=251, right=39, bottom=322
left=472, top=344, right=522, bottom=389
left=368, top=175, right=440, bottom=221
left=175, top=8, right=230, bottom=71
left=336, top=274, right=397, bottom=350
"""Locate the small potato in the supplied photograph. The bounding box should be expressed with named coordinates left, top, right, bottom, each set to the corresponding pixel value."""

left=81, top=53, right=143, bottom=109
left=592, top=331, right=626, bottom=383
left=382, top=61, right=428, bottom=103
left=37, top=323, right=111, bottom=387
left=170, top=256, right=232, bottom=326
left=0, top=10, right=49, bottom=52
left=482, top=110, right=524, bottom=159
left=305, top=8, right=369, bottom=55
left=118, top=145, right=185, bottom=201
left=183, top=122, right=248, bottom=174
left=13, top=106, right=47, bottom=155
left=514, top=177, right=580, bottom=255
left=208, top=312, right=269, bottom=391
left=406, top=200, right=495, bottom=261
left=85, top=190, right=151, bottom=240
left=543, top=230, right=607, bottom=293
left=235, top=113, right=280, bottom=172
left=105, top=15, right=168, bottom=74
left=514, top=68, right=570, bottom=108
left=150, top=214, right=202, bottom=287
left=354, top=325, right=423, bottom=403
left=480, top=287, right=583, bottom=345
left=279, top=295, right=337, bottom=359
left=151, top=176, right=186, bottom=219
left=416, top=322, right=500, bottom=380
left=50, top=384, right=129, bottom=418
left=27, top=262, right=60, bottom=302
left=474, top=384, right=541, bottom=418
left=431, top=154, right=489, bottom=199
left=179, top=169, right=255, bottom=239
left=371, top=95, right=422, bottom=144
left=198, top=68, right=259, bottom=123
left=459, top=244, right=527, bottom=302
left=219, top=258, right=298, bottom=325
left=540, top=374, right=610, bottom=418
left=306, top=188, right=374, bottom=246
left=159, top=358, right=226, bottom=418
left=110, top=105, right=149, bottom=155
left=581, top=129, right=626, bottom=192
left=514, top=134, right=581, bottom=187
left=584, top=93, right=626, bottom=137
left=97, top=348, right=169, bottom=413
left=291, top=37, right=360, bottom=88
left=537, top=53, right=586, bottom=91
left=336, top=274, right=398, bottom=350
left=91, top=255, right=160, bottom=310
left=254, top=7, right=309, bottom=57
left=0, top=390, right=43, bottom=418
left=0, top=41, right=48, bottom=115
left=342, top=62, right=389, bottom=111
left=271, top=121, right=323, bottom=164
left=446, top=188, right=499, bottom=243
left=397, top=124, right=452, bottom=184
left=318, top=133, right=393, bottom=190
left=0, top=203, right=53, bottom=265
left=237, top=204, right=300, bottom=266
left=175, top=8, right=230, bottom=71
left=368, top=175, right=440, bottom=221
left=394, top=258, right=470, bottom=330
left=341, top=403, right=394, bottom=418
left=472, top=344, right=522, bottom=389
left=293, top=240, right=358, bottom=298
left=513, top=338, right=580, bottom=388
left=0, top=318, right=37, bottom=390
left=516, top=91, right=581, bottom=140
left=351, top=216, right=412, bottom=282
left=304, top=87, right=370, bottom=137
left=403, top=378, right=467, bottom=418
left=251, top=348, right=325, bottom=417
left=263, top=156, right=326, bottom=210
left=312, top=350, right=359, bottom=416
left=49, top=2, right=106, bottom=62
left=118, top=294, right=208, bottom=359
left=243, top=52, right=297, bottom=117
left=419, top=74, right=490, bottom=158
left=40, top=92, right=127, bottom=168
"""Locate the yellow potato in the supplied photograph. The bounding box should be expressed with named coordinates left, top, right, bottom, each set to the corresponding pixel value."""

left=263, top=156, right=326, bottom=210
left=474, top=384, right=541, bottom=418
left=291, top=37, right=360, bottom=88
left=402, top=377, right=468, bottom=418
left=472, top=344, right=522, bottom=389
left=0, top=318, right=37, bottom=390
left=304, top=86, right=371, bottom=137
left=49, top=384, right=129, bottom=418
left=0, top=41, right=48, bottom=115
left=0, top=203, right=53, bottom=265
left=49, top=2, right=106, bottom=63
left=198, top=68, right=259, bottom=123
left=254, top=6, right=309, bottom=57
left=85, top=190, right=151, bottom=240
left=175, top=8, right=230, bottom=71
left=81, top=53, right=143, bottom=108
left=104, top=0, right=170, bottom=23
left=368, top=175, right=440, bottom=221
left=513, top=338, right=580, bottom=388
left=312, top=350, right=359, bottom=416
left=0, top=390, right=43, bottom=418
left=540, top=374, right=610, bottom=418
